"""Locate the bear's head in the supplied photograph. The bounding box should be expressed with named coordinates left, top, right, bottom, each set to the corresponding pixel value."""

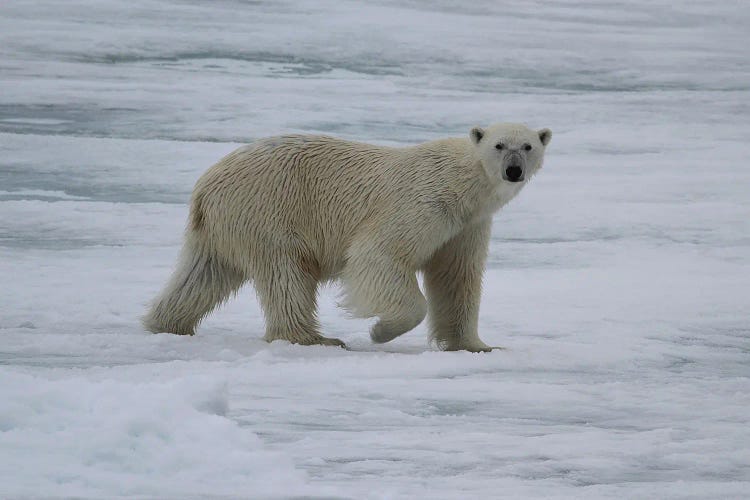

left=470, top=123, right=551, bottom=185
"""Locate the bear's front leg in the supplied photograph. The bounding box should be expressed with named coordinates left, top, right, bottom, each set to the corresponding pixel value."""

left=341, top=238, right=427, bottom=344
left=424, top=219, right=495, bottom=352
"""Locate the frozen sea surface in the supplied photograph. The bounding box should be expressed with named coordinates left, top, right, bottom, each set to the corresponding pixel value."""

left=1, top=1, right=750, bottom=498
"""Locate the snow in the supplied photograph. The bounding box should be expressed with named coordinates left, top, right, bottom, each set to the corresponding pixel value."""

left=1, top=0, right=749, bottom=498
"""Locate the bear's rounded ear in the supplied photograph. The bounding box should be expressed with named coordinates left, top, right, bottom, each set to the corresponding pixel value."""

left=538, top=128, right=552, bottom=146
left=470, top=126, right=485, bottom=145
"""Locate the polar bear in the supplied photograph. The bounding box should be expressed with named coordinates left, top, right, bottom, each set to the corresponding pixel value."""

left=143, top=123, right=551, bottom=352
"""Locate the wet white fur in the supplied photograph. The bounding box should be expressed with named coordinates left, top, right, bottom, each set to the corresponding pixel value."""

left=143, top=123, right=551, bottom=351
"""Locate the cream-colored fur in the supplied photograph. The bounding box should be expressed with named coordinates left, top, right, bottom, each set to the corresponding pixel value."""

left=143, top=123, right=551, bottom=351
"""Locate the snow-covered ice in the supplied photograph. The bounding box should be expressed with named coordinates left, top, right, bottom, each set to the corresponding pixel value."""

left=1, top=1, right=749, bottom=498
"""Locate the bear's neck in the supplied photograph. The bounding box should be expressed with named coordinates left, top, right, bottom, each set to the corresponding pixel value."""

left=457, top=145, right=524, bottom=223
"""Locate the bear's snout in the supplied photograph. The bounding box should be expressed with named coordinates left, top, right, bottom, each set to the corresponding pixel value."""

left=503, top=151, right=525, bottom=182
left=505, top=165, right=523, bottom=182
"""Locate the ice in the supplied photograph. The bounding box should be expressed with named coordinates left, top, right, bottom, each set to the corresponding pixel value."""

left=0, top=371, right=313, bottom=498
left=1, top=1, right=749, bottom=498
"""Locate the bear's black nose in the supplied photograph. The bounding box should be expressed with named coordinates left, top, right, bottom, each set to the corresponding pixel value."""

left=505, top=166, right=523, bottom=182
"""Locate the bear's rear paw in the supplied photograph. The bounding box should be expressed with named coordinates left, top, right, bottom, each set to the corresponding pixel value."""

left=441, top=339, right=501, bottom=353
left=269, top=334, right=346, bottom=349
left=463, top=342, right=506, bottom=353
left=142, top=316, right=195, bottom=336
left=464, top=344, right=495, bottom=353
left=317, top=336, right=347, bottom=349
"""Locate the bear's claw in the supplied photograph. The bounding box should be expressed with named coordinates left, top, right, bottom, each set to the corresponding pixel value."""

left=319, top=337, right=347, bottom=349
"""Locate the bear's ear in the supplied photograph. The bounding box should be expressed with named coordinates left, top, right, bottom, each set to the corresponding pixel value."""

left=470, top=126, right=485, bottom=145
left=538, top=128, right=552, bottom=146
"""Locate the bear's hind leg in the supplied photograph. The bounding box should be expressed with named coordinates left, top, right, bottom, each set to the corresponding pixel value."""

left=254, top=253, right=345, bottom=348
left=143, top=234, right=245, bottom=335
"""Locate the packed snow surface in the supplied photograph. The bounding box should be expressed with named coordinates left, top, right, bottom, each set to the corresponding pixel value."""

left=1, top=1, right=749, bottom=498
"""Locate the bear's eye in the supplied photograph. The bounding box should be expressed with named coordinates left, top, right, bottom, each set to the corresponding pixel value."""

left=495, top=143, right=505, bottom=150
left=523, top=143, right=532, bottom=151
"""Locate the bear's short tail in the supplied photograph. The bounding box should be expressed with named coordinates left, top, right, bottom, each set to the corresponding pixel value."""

left=142, top=231, right=245, bottom=335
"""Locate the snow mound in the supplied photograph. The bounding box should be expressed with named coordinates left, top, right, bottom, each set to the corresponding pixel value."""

left=0, top=369, right=312, bottom=499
